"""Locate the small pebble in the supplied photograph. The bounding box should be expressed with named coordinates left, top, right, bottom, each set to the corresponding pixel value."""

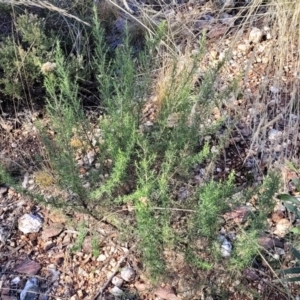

left=120, top=267, right=135, bottom=282
left=97, top=254, right=106, bottom=261
left=110, top=286, right=123, bottom=296
left=249, top=27, right=263, bottom=44
left=112, top=276, right=123, bottom=287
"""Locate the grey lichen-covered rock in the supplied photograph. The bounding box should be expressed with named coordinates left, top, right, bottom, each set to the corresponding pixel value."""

left=18, top=214, right=43, bottom=234
left=110, top=286, right=123, bottom=296
left=20, top=278, right=39, bottom=300
left=120, top=266, right=135, bottom=282
left=219, top=235, right=232, bottom=257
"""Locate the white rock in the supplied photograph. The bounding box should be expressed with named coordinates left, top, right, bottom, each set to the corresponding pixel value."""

left=210, top=50, right=218, bottom=59
left=110, top=258, right=117, bottom=267
left=22, top=172, right=29, bottom=188
left=83, top=182, right=90, bottom=189
left=249, top=27, right=263, bottom=44
left=211, top=146, right=218, bottom=154
left=112, top=276, right=123, bottom=287
left=220, top=0, right=234, bottom=7
left=0, top=227, right=9, bottom=243
left=219, top=51, right=226, bottom=61
left=110, top=286, right=123, bottom=296
left=97, top=254, right=106, bottom=262
left=268, top=129, right=282, bottom=141
left=87, top=151, right=95, bottom=165
left=219, top=236, right=232, bottom=257
left=11, top=277, right=21, bottom=284
left=120, top=266, right=135, bottom=282
left=237, top=44, right=248, bottom=52
left=18, top=214, right=43, bottom=234
left=270, top=86, right=280, bottom=93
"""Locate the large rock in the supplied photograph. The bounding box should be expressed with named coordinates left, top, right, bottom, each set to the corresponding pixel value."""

left=249, top=27, right=263, bottom=44
left=18, top=214, right=43, bottom=234
left=120, top=267, right=135, bottom=282
left=20, top=278, right=39, bottom=300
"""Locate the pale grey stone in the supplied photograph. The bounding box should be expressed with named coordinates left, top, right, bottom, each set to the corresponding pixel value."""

left=249, top=27, right=263, bottom=44
left=18, top=214, right=43, bottom=234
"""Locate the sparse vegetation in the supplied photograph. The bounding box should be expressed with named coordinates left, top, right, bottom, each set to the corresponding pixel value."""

left=1, top=0, right=300, bottom=299
left=71, top=222, right=87, bottom=253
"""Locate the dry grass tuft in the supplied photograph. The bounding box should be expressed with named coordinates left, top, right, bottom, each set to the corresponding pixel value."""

left=237, top=0, right=300, bottom=166
left=0, top=0, right=90, bottom=25
left=34, top=170, right=54, bottom=187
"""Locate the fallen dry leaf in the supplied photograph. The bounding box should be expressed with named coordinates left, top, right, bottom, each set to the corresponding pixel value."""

left=15, top=259, right=41, bottom=275
left=223, top=206, right=251, bottom=224
left=258, top=236, right=284, bottom=250
left=271, top=211, right=285, bottom=223
left=274, top=218, right=291, bottom=237
left=42, top=223, right=64, bottom=241
left=207, top=24, right=229, bottom=39
left=135, top=282, right=151, bottom=292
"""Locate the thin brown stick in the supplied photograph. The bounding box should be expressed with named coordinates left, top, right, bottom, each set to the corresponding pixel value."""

left=123, top=205, right=196, bottom=213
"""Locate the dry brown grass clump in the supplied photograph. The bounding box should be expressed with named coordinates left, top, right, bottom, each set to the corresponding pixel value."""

left=34, top=170, right=54, bottom=187
left=235, top=0, right=300, bottom=166
left=0, top=0, right=90, bottom=24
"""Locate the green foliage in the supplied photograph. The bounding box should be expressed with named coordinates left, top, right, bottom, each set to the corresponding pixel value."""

left=0, top=12, right=54, bottom=101
left=136, top=203, right=166, bottom=279
left=278, top=193, right=300, bottom=219
left=34, top=12, right=243, bottom=278
left=0, top=164, right=16, bottom=186
left=251, top=173, right=280, bottom=230
left=40, top=41, right=91, bottom=209
left=185, top=248, right=213, bottom=270
left=192, top=172, right=235, bottom=239
left=229, top=230, right=259, bottom=270
left=1, top=4, right=277, bottom=283
left=91, top=235, right=100, bottom=257
left=71, top=222, right=87, bottom=253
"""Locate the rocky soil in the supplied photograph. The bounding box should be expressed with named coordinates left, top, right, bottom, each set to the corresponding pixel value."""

left=1, top=1, right=300, bottom=299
